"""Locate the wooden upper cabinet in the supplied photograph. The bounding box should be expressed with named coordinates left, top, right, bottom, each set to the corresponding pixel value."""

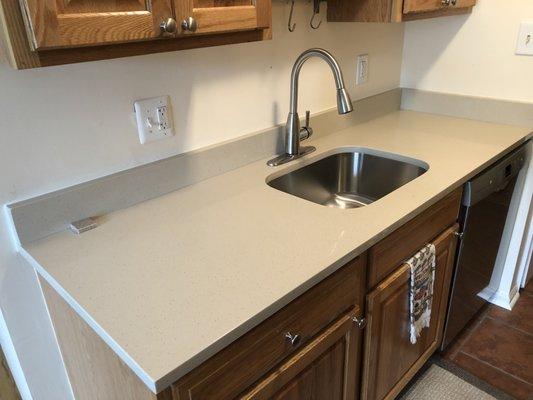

left=403, top=0, right=476, bottom=14
left=18, top=0, right=174, bottom=50
left=327, top=0, right=475, bottom=22
left=174, top=0, right=271, bottom=36
left=403, top=0, right=447, bottom=13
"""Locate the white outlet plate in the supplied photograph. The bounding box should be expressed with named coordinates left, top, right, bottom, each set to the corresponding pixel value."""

left=516, top=22, right=533, bottom=55
left=356, top=54, right=369, bottom=85
left=134, top=96, right=175, bottom=144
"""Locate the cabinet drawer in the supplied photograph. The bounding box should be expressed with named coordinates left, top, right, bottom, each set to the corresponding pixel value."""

left=242, top=309, right=362, bottom=400
left=367, top=187, right=462, bottom=288
left=173, top=254, right=366, bottom=400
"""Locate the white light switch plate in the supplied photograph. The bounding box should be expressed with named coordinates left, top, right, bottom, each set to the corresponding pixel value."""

left=516, top=22, right=533, bottom=55
left=134, top=96, right=175, bottom=144
left=356, top=54, right=369, bottom=85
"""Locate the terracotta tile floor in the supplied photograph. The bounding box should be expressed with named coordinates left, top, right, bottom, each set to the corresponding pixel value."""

left=442, top=281, right=533, bottom=400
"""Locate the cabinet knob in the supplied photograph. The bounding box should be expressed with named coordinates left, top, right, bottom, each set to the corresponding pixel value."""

left=451, top=0, right=457, bottom=4
left=181, top=17, right=198, bottom=32
left=441, top=0, right=451, bottom=5
left=160, top=18, right=178, bottom=34
left=352, top=316, right=367, bottom=329
left=284, top=332, right=301, bottom=347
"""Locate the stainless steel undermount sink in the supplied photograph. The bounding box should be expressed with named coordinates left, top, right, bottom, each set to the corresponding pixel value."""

left=267, top=149, right=429, bottom=209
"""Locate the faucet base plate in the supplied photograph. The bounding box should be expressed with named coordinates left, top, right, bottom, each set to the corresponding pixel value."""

left=267, top=146, right=316, bottom=167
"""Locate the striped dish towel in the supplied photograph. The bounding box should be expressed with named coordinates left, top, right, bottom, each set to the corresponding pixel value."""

left=407, top=244, right=436, bottom=344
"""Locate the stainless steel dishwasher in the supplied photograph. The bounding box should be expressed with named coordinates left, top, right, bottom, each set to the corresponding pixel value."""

left=441, top=143, right=528, bottom=350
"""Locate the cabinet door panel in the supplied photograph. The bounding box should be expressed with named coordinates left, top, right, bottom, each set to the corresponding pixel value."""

left=403, top=0, right=445, bottom=13
left=174, top=0, right=270, bottom=36
left=361, top=225, right=458, bottom=400
left=403, top=0, right=476, bottom=14
left=453, top=0, right=476, bottom=7
left=19, top=0, right=173, bottom=49
left=242, top=310, right=362, bottom=400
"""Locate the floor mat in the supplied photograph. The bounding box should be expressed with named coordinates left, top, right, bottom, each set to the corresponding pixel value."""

left=400, top=364, right=497, bottom=400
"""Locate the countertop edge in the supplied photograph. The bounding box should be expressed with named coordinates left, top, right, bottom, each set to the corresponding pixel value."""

left=21, top=247, right=159, bottom=394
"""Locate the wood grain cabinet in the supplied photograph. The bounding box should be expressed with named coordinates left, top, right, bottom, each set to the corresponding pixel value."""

left=17, top=0, right=271, bottom=50
left=177, top=0, right=271, bottom=36
left=0, top=0, right=272, bottom=68
left=327, top=0, right=476, bottom=23
left=241, top=311, right=362, bottom=400
left=403, top=0, right=476, bottom=16
left=361, top=225, right=459, bottom=400
left=172, top=255, right=367, bottom=400
left=17, top=0, right=175, bottom=50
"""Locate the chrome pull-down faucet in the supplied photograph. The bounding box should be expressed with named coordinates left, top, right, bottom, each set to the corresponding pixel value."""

left=267, top=48, right=353, bottom=167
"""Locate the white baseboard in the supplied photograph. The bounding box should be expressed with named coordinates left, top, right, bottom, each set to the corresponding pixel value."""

left=480, top=285, right=521, bottom=310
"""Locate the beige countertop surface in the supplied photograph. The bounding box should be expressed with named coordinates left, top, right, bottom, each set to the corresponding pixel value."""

left=21, top=110, right=531, bottom=393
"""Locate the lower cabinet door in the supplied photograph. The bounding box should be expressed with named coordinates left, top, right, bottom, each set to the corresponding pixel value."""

left=241, top=310, right=363, bottom=400
left=361, top=225, right=458, bottom=400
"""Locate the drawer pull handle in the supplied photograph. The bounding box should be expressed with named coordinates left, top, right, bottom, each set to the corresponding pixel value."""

left=352, top=316, right=367, bottom=329
left=284, top=332, right=301, bottom=346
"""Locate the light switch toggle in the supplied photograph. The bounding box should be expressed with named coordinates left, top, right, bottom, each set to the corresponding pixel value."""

left=516, top=22, right=533, bottom=55
left=356, top=54, right=369, bottom=85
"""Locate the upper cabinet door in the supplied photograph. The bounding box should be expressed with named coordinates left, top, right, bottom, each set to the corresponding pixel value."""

left=403, top=0, right=446, bottom=13
left=173, top=0, right=271, bottom=36
left=404, top=0, right=476, bottom=13
left=19, top=0, right=174, bottom=50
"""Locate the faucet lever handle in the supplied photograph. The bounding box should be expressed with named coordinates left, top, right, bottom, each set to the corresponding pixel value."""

left=300, top=110, right=313, bottom=141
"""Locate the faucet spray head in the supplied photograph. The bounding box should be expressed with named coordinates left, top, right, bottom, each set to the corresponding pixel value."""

left=337, top=88, right=353, bottom=115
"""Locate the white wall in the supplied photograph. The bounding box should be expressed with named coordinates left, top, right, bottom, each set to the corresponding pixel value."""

left=401, top=0, right=533, bottom=310
left=0, top=2, right=404, bottom=398
left=401, top=0, right=533, bottom=103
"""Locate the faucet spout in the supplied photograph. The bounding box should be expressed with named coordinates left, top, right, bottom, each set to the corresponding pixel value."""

left=289, top=48, right=353, bottom=115
left=267, top=48, right=354, bottom=167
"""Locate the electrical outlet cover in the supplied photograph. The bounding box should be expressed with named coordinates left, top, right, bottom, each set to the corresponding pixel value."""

left=356, top=54, right=369, bottom=85
left=134, top=96, right=175, bottom=144
left=516, top=22, right=533, bottom=55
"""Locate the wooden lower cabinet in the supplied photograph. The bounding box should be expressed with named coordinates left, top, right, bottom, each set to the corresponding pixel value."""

left=173, top=255, right=366, bottom=400
left=242, top=311, right=362, bottom=400
left=360, top=225, right=459, bottom=400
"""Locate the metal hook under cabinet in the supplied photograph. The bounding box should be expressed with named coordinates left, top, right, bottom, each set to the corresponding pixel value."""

left=287, top=0, right=296, bottom=32
left=310, top=0, right=325, bottom=29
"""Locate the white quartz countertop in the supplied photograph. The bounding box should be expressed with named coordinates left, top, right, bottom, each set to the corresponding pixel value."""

left=21, top=111, right=531, bottom=393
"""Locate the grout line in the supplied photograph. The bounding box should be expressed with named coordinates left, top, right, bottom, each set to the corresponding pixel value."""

left=457, top=350, right=533, bottom=387
left=483, top=314, right=533, bottom=338
left=445, top=310, right=490, bottom=360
